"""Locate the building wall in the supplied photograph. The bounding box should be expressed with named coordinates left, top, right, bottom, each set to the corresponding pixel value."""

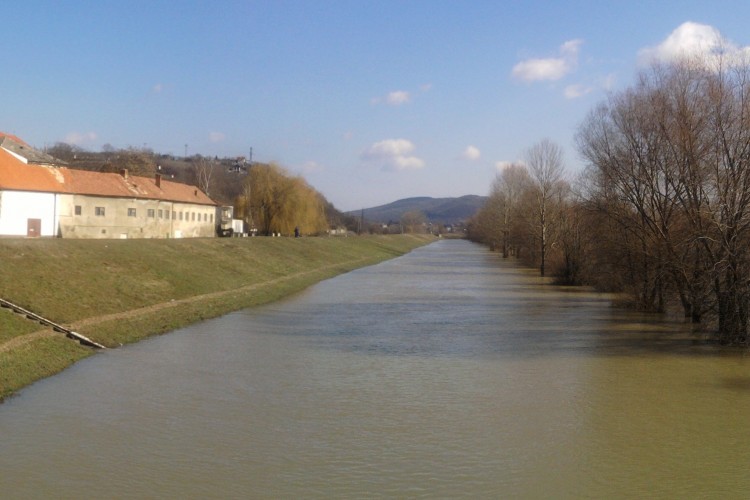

left=0, top=190, right=59, bottom=237
left=59, top=195, right=216, bottom=239
left=0, top=189, right=217, bottom=239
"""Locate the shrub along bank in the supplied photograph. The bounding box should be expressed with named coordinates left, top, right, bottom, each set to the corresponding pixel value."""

left=0, top=234, right=434, bottom=400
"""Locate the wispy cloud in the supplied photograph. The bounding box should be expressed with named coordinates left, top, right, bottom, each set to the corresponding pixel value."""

left=387, top=90, right=410, bottom=105
left=512, top=39, right=583, bottom=82
left=152, top=83, right=164, bottom=93
left=564, top=83, right=593, bottom=99
left=599, top=73, right=617, bottom=91
left=462, top=145, right=481, bottom=161
left=372, top=90, right=411, bottom=106
left=361, top=139, right=425, bottom=171
left=208, top=132, right=225, bottom=143
left=65, top=131, right=97, bottom=145
left=638, top=22, right=750, bottom=66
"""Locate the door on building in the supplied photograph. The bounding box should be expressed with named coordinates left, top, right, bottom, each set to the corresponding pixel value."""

left=27, top=219, right=41, bottom=237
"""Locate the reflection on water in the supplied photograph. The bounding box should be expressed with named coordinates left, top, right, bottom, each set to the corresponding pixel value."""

left=2, top=239, right=750, bottom=498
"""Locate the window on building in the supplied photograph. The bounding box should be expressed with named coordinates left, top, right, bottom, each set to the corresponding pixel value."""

left=172, top=210, right=175, bottom=220
left=192, top=212, right=196, bottom=221
left=158, top=209, right=163, bottom=219
left=75, top=205, right=82, bottom=215
left=128, top=208, right=137, bottom=217
left=147, top=209, right=155, bottom=218
left=95, top=207, right=105, bottom=216
left=210, top=214, right=214, bottom=223
left=179, top=212, right=183, bottom=221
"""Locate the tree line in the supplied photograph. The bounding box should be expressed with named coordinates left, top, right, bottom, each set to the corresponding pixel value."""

left=469, top=56, right=750, bottom=345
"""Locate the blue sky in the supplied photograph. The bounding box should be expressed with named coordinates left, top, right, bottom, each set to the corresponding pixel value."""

left=4, top=1, right=750, bottom=210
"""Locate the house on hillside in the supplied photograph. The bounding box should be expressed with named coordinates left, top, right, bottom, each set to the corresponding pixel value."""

left=0, top=133, right=217, bottom=238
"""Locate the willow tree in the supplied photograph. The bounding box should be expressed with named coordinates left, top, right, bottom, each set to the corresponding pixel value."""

left=242, top=163, right=327, bottom=236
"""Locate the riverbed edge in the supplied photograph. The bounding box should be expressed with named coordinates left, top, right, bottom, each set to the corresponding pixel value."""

left=0, top=234, right=436, bottom=402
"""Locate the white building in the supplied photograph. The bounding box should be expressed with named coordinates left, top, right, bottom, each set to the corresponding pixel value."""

left=0, top=133, right=217, bottom=238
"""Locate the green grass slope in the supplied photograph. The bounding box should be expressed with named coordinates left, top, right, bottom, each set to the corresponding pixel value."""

left=0, top=234, right=433, bottom=400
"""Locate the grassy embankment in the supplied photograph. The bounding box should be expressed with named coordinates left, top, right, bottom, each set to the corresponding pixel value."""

left=0, top=234, right=434, bottom=400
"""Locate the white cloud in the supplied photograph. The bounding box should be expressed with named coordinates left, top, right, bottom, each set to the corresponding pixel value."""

left=208, top=132, right=225, bottom=143
left=638, top=22, right=750, bottom=66
left=386, top=90, right=411, bottom=105
left=362, top=138, right=425, bottom=171
left=512, top=39, right=583, bottom=82
left=560, top=39, right=582, bottom=58
left=564, top=83, right=593, bottom=99
left=463, top=145, right=481, bottom=161
left=65, top=131, right=97, bottom=145
left=420, top=83, right=433, bottom=92
left=391, top=156, right=425, bottom=170
left=363, top=138, right=414, bottom=158
left=372, top=89, right=412, bottom=106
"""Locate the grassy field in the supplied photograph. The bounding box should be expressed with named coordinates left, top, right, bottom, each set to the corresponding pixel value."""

left=0, top=234, right=434, bottom=401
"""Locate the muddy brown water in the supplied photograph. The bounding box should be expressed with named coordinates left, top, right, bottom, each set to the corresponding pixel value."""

left=2, top=239, right=750, bottom=498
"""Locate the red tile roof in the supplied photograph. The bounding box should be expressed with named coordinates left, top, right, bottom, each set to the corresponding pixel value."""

left=0, top=146, right=215, bottom=206
left=0, top=132, right=30, bottom=147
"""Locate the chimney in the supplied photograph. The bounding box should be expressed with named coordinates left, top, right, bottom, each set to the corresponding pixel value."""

left=155, top=173, right=162, bottom=188
left=120, top=168, right=128, bottom=179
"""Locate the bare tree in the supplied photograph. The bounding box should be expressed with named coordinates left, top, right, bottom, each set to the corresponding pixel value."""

left=192, top=156, right=216, bottom=197
left=577, top=56, right=750, bottom=344
left=491, top=163, right=530, bottom=258
left=400, top=210, right=427, bottom=234
left=105, top=147, right=157, bottom=176
left=525, top=139, right=566, bottom=277
left=468, top=193, right=504, bottom=248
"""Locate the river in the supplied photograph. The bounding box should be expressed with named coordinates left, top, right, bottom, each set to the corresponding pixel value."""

left=2, top=239, right=750, bottom=498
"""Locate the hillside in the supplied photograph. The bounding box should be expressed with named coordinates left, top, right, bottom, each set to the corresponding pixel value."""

left=350, top=195, right=487, bottom=225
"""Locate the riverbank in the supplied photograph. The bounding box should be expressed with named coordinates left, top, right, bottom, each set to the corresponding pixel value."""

left=0, top=234, right=435, bottom=401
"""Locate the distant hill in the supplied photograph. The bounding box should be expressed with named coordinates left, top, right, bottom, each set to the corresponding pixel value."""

left=349, top=195, right=487, bottom=225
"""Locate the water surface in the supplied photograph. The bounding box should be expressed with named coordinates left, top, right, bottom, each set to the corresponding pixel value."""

left=2, top=239, right=750, bottom=498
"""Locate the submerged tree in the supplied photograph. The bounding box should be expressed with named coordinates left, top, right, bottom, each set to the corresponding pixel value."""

left=577, top=56, right=750, bottom=344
